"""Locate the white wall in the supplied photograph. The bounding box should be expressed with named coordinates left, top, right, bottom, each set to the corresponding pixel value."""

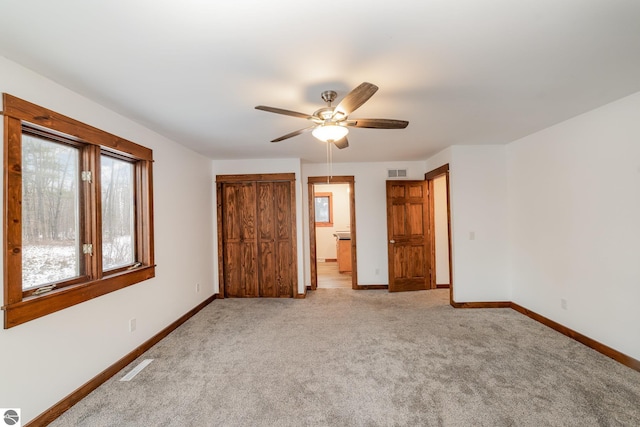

left=0, top=57, right=215, bottom=424
left=302, top=161, right=427, bottom=286
left=211, top=158, right=304, bottom=295
left=507, top=90, right=640, bottom=361
left=313, top=183, right=350, bottom=260
left=449, top=145, right=510, bottom=302
left=433, top=175, right=450, bottom=285
left=426, top=146, right=510, bottom=302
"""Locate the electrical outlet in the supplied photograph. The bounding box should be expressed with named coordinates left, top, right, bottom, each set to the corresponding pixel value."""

left=129, top=318, right=137, bottom=332
left=561, top=299, right=568, bottom=310
left=469, top=231, right=476, bottom=241
left=196, top=283, right=200, bottom=293
left=375, top=268, right=380, bottom=275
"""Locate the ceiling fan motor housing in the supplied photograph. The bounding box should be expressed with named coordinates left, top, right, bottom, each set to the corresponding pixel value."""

left=321, top=90, right=338, bottom=105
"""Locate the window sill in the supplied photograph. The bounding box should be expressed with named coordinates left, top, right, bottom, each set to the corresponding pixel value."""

left=2, top=265, right=155, bottom=328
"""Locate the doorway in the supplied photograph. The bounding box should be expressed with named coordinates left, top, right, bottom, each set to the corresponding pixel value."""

left=308, top=176, right=357, bottom=290
left=424, top=164, right=453, bottom=302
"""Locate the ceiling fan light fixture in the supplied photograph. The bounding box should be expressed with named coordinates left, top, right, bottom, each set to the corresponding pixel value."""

left=312, top=124, right=349, bottom=142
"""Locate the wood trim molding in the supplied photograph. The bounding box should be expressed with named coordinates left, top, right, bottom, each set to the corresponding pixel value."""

left=215, top=182, right=225, bottom=298
left=424, top=164, right=449, bottom=180
left=215, top=173, right=295, bottom=183
left=2, top=93, right=152, bottom=161
left=427, top=179, right=436, bottom=289
left=354, top=284, right=388, bottom=290
left=307, top=176, right=354, bottom=184
left=436, top=284, right=450, bottom=289
left=26, top=294, right=218, bottom=427
left=510, top=302, right=640, bottom=372
left=308, top=181, right=318, bottom=290
left=450, top=301, right=511, bottom=308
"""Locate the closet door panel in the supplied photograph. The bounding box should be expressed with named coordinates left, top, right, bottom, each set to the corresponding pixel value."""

left=258, top=242, right=277, bottom=297
left=275, top=182, right=291, bottom=241
left=222, top=182, right=258, bottom=297
left=276, top=240, right=293, bottom=297
left=274, top=182, right=293, bottom=297
left=257, top=182, right=277, bottom=296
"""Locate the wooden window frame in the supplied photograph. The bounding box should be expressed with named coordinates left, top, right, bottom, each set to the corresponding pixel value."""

left=2, top=93, right=155, bottom=328
left=314, top=192, right=333, bottom=227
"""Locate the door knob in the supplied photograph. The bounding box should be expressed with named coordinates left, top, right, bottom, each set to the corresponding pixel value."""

left=390, top=240, right=395, bottom=243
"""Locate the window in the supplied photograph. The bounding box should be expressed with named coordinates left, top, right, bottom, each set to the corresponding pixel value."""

left=314, top=192, right=333, bottom=227
left=101, top=153, right=135, bottom=271
left=3, top=94, right=155, bottom=328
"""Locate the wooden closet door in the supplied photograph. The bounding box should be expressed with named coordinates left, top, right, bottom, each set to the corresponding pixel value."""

left=222, top=182, right=258, bottom=297
left=257, top=181, right=293, bottom=297
left=218, top=173, right=297, bottom=298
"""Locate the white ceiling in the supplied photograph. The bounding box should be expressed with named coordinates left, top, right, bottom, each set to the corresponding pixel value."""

left=1, top=1, right=640, bottom=163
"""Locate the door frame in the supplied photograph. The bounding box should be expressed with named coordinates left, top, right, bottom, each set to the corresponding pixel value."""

left=424, top=164, right=453, bottom=304
left=216, top=173, right=299, bottom=298
left=308, top=176, right=358, bottom=290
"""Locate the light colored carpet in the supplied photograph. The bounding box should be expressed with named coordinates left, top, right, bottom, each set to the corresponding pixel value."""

left=51, top=289, right=640, bottom=426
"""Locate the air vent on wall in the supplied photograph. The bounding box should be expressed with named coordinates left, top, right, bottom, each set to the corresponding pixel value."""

left=387, top=169, right=408, bottom=178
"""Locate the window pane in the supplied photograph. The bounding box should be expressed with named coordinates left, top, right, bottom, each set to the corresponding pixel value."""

left=315, top=196, right=330, bottom=223
left=101, top=155, right=135, bottom=270
left=22, top=135, right=81, bottom=289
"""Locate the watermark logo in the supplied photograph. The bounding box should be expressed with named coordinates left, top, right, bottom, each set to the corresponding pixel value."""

left=1, top=409, right=21, bottom=427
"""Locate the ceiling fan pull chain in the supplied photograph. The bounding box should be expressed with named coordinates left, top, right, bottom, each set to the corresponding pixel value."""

left=326, top=141, right=330, bottom=182
left=330, top=142, right=334, bottom=180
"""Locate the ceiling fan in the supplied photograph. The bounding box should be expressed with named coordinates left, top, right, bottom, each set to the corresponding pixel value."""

left=255, top=82, right=409, bottom=149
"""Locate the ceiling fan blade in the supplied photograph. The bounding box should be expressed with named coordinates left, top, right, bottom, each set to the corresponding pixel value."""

left=256, top=105, right=314, bottom=120
left=347, top=118, right=409, bottom=129
left=270, top=126, right=315, bottom=143
left=332, top=82, right=378, bottom=119
left=333, top=137, right=349, bottom=149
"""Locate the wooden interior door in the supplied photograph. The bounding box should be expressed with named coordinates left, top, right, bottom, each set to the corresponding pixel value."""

left=386, top=180, right=430, bottom=292
left=222, top=182, right=258, bottom=297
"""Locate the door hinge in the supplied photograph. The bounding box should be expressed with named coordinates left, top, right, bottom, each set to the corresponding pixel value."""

left=83, top=243, right=93, bottom=255
left=81, top=171, right=92, bottom=183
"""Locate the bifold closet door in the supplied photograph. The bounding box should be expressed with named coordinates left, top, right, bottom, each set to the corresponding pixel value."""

left=257, top=181, right=293, bottom=297
left=222, top=182, right=258, bottom=297
left=220, top=178, right=295, bottom=298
